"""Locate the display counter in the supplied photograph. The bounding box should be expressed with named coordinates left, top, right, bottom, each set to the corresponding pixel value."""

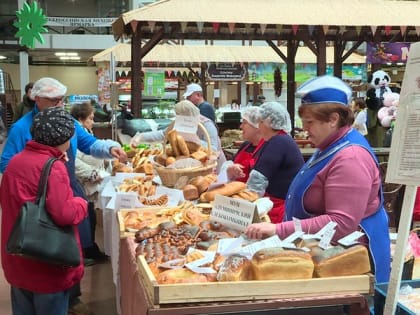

left=119, top=237, right=372, bottom=315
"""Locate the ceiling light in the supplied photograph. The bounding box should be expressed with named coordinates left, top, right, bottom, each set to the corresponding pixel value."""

left=59, top=56, right=81, bottom=60
left=55, top=52, right=79, bottom=57
left=0, top=55, right=6, bottom=60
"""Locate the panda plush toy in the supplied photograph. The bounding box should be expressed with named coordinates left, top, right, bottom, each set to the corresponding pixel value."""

left=365, top=70, right=392, bottom=110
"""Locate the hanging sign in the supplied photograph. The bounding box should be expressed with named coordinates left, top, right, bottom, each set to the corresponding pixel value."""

left=46, top=17, right=115, bottom=27
left=206, top=63, right=246, bottom=81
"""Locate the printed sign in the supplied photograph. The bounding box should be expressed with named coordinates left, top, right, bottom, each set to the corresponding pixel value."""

left=210, top=195, right=258, bottom=232
left=367, top=42, right=411, bottom=64
left=207, top=63, right=246, bottom=81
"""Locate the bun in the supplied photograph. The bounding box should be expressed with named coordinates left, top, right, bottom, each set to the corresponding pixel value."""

left=183, top=184, right=199, bottom=201
left=190, top=150, right=208, bottom=163
left=200, top=181, right=247, bottom=202
left=312, top=245, right=371, bottom=278
left=176, top=135, right=190, bottom=156
left=252, top=248, right=314, bottom=280
left=165, top=156, right=176, bottom=166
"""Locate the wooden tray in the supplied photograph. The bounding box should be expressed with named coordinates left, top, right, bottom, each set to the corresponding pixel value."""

left=137, top=255, right=374, bottom=305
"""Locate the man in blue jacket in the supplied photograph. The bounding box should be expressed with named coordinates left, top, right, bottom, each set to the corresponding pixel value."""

left=0, top=77, right=127, bottom=315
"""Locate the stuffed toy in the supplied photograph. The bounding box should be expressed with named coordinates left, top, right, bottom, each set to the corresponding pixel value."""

left=366, top=70, right=392, bottom=110
left=377, top=92, right=399, bottom=127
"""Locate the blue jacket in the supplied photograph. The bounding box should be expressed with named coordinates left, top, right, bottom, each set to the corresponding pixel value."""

left=0, top=107, right=120, bottom=174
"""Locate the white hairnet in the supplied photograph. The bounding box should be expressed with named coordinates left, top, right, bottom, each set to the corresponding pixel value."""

left=241, top=106, right=261, bottom=128
left=30, top=77, right=67, bottom=99
left=175, top=100, right=200, bottom=117
left=259, top=101, right=291, bottom=133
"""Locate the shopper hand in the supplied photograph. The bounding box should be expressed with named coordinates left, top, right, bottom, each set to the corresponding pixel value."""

left=111, top=147, right=128, bottom=163
left=245, top=222, right=277, bottom=240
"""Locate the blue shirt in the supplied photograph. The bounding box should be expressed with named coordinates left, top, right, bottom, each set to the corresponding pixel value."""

left=198, top=101, right=216, bottom=122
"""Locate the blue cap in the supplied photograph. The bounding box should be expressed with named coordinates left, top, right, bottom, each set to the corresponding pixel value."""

left=296, top=75, right=352, bottom=106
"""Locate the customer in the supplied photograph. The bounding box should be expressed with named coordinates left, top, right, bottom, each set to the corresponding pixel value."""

left=0, top=107, right=88, bottom=315
left=226, top=106, right=265, bottom=182
left=183, top=83, right=216, bottom=122
left=0, top=77, right=127, bottom=314
left=352, top=97, right=368, bottom=136
left=13, top=82, right=35, bottom=122
left=245, top=75, right=391, bottom=285
left=246, top=102, right=304, bottom=223
left=254, top=94, right=266, bottom=106
left=131, top=100, right=226, bottom=173
left=71, top=102, right=111, bottom=261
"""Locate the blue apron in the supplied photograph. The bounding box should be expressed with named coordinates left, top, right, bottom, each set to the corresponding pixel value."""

left=285, top=129, right=390, bottom=283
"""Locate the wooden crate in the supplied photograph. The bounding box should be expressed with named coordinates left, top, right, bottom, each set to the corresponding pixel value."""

left=137, top=255, right=374, bottom=305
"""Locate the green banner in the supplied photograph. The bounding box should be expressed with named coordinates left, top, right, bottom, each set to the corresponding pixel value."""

left=144, top=70, right=165, bottom=97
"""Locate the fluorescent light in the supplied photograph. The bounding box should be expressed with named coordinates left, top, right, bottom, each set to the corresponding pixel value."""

left=59, top=56, right=81, bottom=60
left=0, top=55, right=6, bottom=60
left=55, top=52, right=79, bottom=57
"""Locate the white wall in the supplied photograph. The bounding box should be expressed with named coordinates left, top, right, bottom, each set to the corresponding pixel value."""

left=0, top=63, right=98, bottom=96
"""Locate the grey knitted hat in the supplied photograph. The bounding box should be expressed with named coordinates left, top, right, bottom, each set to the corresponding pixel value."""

left=31, top=107, right=75, bottom=147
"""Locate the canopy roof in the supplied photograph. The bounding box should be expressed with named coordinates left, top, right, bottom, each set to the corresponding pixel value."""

left=113, top=0, right=420, bottom=41
left=91, top=43, right=365, bottom=64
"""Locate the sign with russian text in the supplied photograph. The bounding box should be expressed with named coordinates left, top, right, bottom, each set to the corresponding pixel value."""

left=210, top=195, right=258, bottom=232
left=47, top=17, right=115, bottom=27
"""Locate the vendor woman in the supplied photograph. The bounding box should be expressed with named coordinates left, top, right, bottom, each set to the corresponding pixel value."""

left=226, top=106, right=265, bottom=183
left=246, top=102, right=304, bottom=223
left=245, top=75, right=391, bottom=285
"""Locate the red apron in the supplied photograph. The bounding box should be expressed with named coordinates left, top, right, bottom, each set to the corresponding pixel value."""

left=233, top=139, right=265, bottom=183
left=249, top=131, right=287, bottom=223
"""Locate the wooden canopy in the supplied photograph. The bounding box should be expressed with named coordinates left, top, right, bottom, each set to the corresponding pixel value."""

left=111, top=0, right=420, bottom=125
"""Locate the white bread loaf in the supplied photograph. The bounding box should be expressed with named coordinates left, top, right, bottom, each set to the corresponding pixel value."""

left=311, top=244, right=371, bottom=278
left=252, top=248, right=314, bottom=280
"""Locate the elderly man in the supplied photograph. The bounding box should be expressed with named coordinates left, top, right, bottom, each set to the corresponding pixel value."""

left=0, top=77, right=127, bottom=315
left=183, top=83, right=216, bottom=122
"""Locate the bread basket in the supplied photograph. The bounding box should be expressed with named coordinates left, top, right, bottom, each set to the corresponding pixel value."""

left=154, top=122, right=217, bottom=187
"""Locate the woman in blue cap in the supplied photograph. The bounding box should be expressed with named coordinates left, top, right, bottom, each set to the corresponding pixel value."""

left=245, top=75, right=391, bottom=285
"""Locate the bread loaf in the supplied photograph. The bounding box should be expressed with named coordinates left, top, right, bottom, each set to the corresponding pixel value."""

left=183, top=184, right=199, bottom=201
left=200, top=181, right=247, bottom=202
left=312, top=245, right=371, bottom=278
left=167, top=130, right=181, bottom=156
left=186, top=141, right=201, bottom=153
left=252, top=248, right=314, bottom=280
left=157, top=268, right=208, bottom=284
left=176, top=135, right=190, bottom=156
left=217, top=254, right=251, bottom=281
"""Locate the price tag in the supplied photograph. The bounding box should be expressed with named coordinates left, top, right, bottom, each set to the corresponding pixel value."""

left=210, top=195, right=257, bottom=232
left=314, top=221, right=338, bottom=239
left=238, top=235, right=283, bottom=259
left=293, top=217, right=302, bottom=232
left=115, top=192, right=142, bottom=210
left=338, top=231, right=365, bottom=247
left=318, top=228, right=336, bottom=250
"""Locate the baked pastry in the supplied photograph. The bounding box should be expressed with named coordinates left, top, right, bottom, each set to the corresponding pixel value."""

left=183, top=184, right=199, bottom=201
left=167, top=130, right=181, bottom=156
left=190, top=150, right=208, bottom=163
left=176, top=135, right=190, bottom=156
left=252, top=248, right=314, bottom=280
left=312, top=244, right=371, bottom=278
left=185, top=141, right=201, bottom=153
left=217, top=254, right=251, bottom=281
left=157, top=268, right=208, bottom=284
left=200, top=181, right=247, bottom=202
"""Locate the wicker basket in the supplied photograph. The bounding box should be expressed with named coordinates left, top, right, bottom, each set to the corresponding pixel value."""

left=154, top=122, right=216, bottom=187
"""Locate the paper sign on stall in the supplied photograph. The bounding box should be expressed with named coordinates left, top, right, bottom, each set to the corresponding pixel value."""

left=113, top=192, right=142, bottom=210
left=173, top=115, right=201, bottom=144
left=383, top=42, right=420, bottom=315
left=210, top=194, right=260, bottom=232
